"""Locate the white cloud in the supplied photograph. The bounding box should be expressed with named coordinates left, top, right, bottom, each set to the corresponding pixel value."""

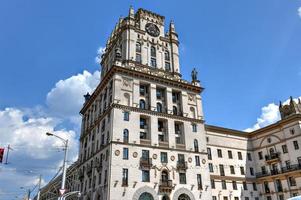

left=46, top=70, right=100, bottom=123
left=298, top=7, right=301, bottom=18
left=0, top=69, right=101, bottom=199
left=0, top=107, right=79, bottom=198
left=245, top=97, right=301, bottom=132
left=95, top=46, right=105, bottom=64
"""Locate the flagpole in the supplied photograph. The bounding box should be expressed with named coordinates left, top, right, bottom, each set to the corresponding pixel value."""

left=5, top=144, right=10, bottom=164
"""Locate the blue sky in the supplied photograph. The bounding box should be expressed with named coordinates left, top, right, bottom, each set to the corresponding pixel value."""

left=0, top=0, right=301, bottom=199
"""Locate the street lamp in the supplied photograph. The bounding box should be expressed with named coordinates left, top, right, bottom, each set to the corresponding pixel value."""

left=46, top=132, right=68, bottom=200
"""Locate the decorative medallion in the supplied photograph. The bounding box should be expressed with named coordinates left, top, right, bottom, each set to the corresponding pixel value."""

left=115, top=150, right=120, bottom=156
left=170, top=155, right=175, bottom=161
left=202, top=159, right=206, bottom=164
left=188, top=157, right=192, bottom=163
left=133, top=152, right=138, bottom=158
left=145, top=23, right=160, bottom=37
left=153, top=154, right=157, bottom=159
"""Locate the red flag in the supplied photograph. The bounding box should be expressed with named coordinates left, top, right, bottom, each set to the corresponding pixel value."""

left=0, top=148, right=4, bottom=163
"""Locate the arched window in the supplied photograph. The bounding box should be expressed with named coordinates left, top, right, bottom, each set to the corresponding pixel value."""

left=124, top=93, right=130, bottom=106
left=165, top=50, right=170, bottom=61
left=151, top=46, right=156, bottom=57
left=173, top=106, right=178, bottom=115
left=269, top=148, right=275, bottom=155
left=194, top=139, right=199, bottom=152
left=190, top=107, right=196, bottom=119
left=138, top=192, right=154, bottom=200
left=161, top=170, right=169, bottom=182
left=139, top=99, right=146, bottom=109
left=157, top=103, right=162, bottom=112
left=123, top=129, right=129, bottom=143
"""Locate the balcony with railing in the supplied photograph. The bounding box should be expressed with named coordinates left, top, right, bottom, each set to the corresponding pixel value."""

left=159, top=179, right=173, bottom=193
left=256, top=164, right=301, bottom=178
left=176, top=161, right=188, bottom=171
left=140, top=158, right=152, bottom=169
left=265, top=152, right=280, bottom=163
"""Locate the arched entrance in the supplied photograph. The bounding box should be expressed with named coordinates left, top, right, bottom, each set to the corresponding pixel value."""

left=178, top=194, right=190, bottom=200
left=162, top=195, right=170, bottom=200
left=138, top=192, right=154, bottom=200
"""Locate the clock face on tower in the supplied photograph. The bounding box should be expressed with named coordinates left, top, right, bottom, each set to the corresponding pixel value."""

left=145, top=23, right=160, bottom=37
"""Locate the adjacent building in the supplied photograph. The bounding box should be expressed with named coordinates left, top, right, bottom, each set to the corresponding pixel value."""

left=37, top=7, right=301, bottom=200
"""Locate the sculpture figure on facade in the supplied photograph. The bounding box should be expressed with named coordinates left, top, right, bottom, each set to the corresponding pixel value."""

left=191, top=67, right=199, bottom=83
left=115, top=47, right=122, bottom=61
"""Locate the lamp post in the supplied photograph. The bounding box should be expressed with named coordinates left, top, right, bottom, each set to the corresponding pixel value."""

left=46, top=132, right=68, bottom=200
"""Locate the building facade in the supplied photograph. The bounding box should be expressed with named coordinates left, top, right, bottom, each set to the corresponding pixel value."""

left=37, top=7, right=301, bottom=200
left=77, top=7, right=211, bottom=200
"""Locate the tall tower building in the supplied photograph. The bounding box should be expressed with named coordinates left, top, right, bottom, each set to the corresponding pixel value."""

left=78, top=7, right=211, bottom=200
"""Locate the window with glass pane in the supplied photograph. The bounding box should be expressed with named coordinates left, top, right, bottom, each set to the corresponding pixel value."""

left=151, top=58, right=156, bottom=68
left=228, top=150, right=233, bottom=159
left=197, top=174, right=202, bottom=190
left=151, top=46, right=156, bottom=57
left=123, top=148, right=128, bottom=160
left=179, top=173, right=186, bottom=184
left=207, top=148, right=212, bottom=160
left=217, top=149, right=222, bottom=158
left=211, top=179, right=215, bottom=189
left=192, top=124, right=197, bottom=132
left=122, top=168, right=128, bottom=186
left=161, top=152, right=168, bottom=163
left=124, top=112, right=129, bottom=121
left=142, top=170, right=150, bottom=182
left=232, top=181, right=237, bottom=190
left=209, top=163, right=214, bottom=172
left=221, top=180, right=227, bottom=189
left=195, top=156, right=200, bottom=166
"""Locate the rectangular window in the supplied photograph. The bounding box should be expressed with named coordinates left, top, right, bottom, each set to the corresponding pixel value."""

left=165, top=62, right=171, bottom=71
left=197, top=174, right=202, bottom=190
left=207, top=148, right=212, bottom=160
left=179, top=173, right=186, bottom=184
left=219, top=164, right=225, bottom=176
left=136, top=53, right=142, bottom=63
left=142, top=170, right=150, bottom=182
left=195, top=156, right=200, bottom=166
left=140, top=118, right=147, bottom=129
left=258, top=151, right=263, bottom=160
left=289, top=177, right=296, bottom=186
left=282, top=145, right=288, bottom=153
left=228, top=150, right=233, bottom=159
left=243, top=181, right=248, bottom=190
left=192, top=124, right=197, bottom=132
left=139, top=85, right=147, bottom=96
left=140, top=132, right=147, bottom=139
left=123, top=148, right=128, bottom=160
left=122, top=168, right=128, bottom=186
left=253, top=182, right=257, bottom=191
left=234, top=198, right=239, bottom=200
left=217, top=149, right=222, bottom=158
left=123, top=112, right=129, bottom=121
left=247, top=152, right=252, bottom=161
left=221, top=180, right=227, bottom=190
left=250, top=167, right=254, bottom=176
left=151, top=58, right=157, bottom=68
left=213, top=197, right=217, bottom=200
left=230, top=165, right=235, bottom=174
left=209, top=163, right=214, bottom=172
left=161, top=152, right=168, bottom=163
left=232, top=181, right=237, bottom=190
left=238, top=152, right=242, bottom=160
left=223, top=197, right=228, bottom=200
left=240, top=167, right=245, bottom=175
left=211, top=179, right=215, bottom=189
left=293, top=141, right=299, bottom=150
